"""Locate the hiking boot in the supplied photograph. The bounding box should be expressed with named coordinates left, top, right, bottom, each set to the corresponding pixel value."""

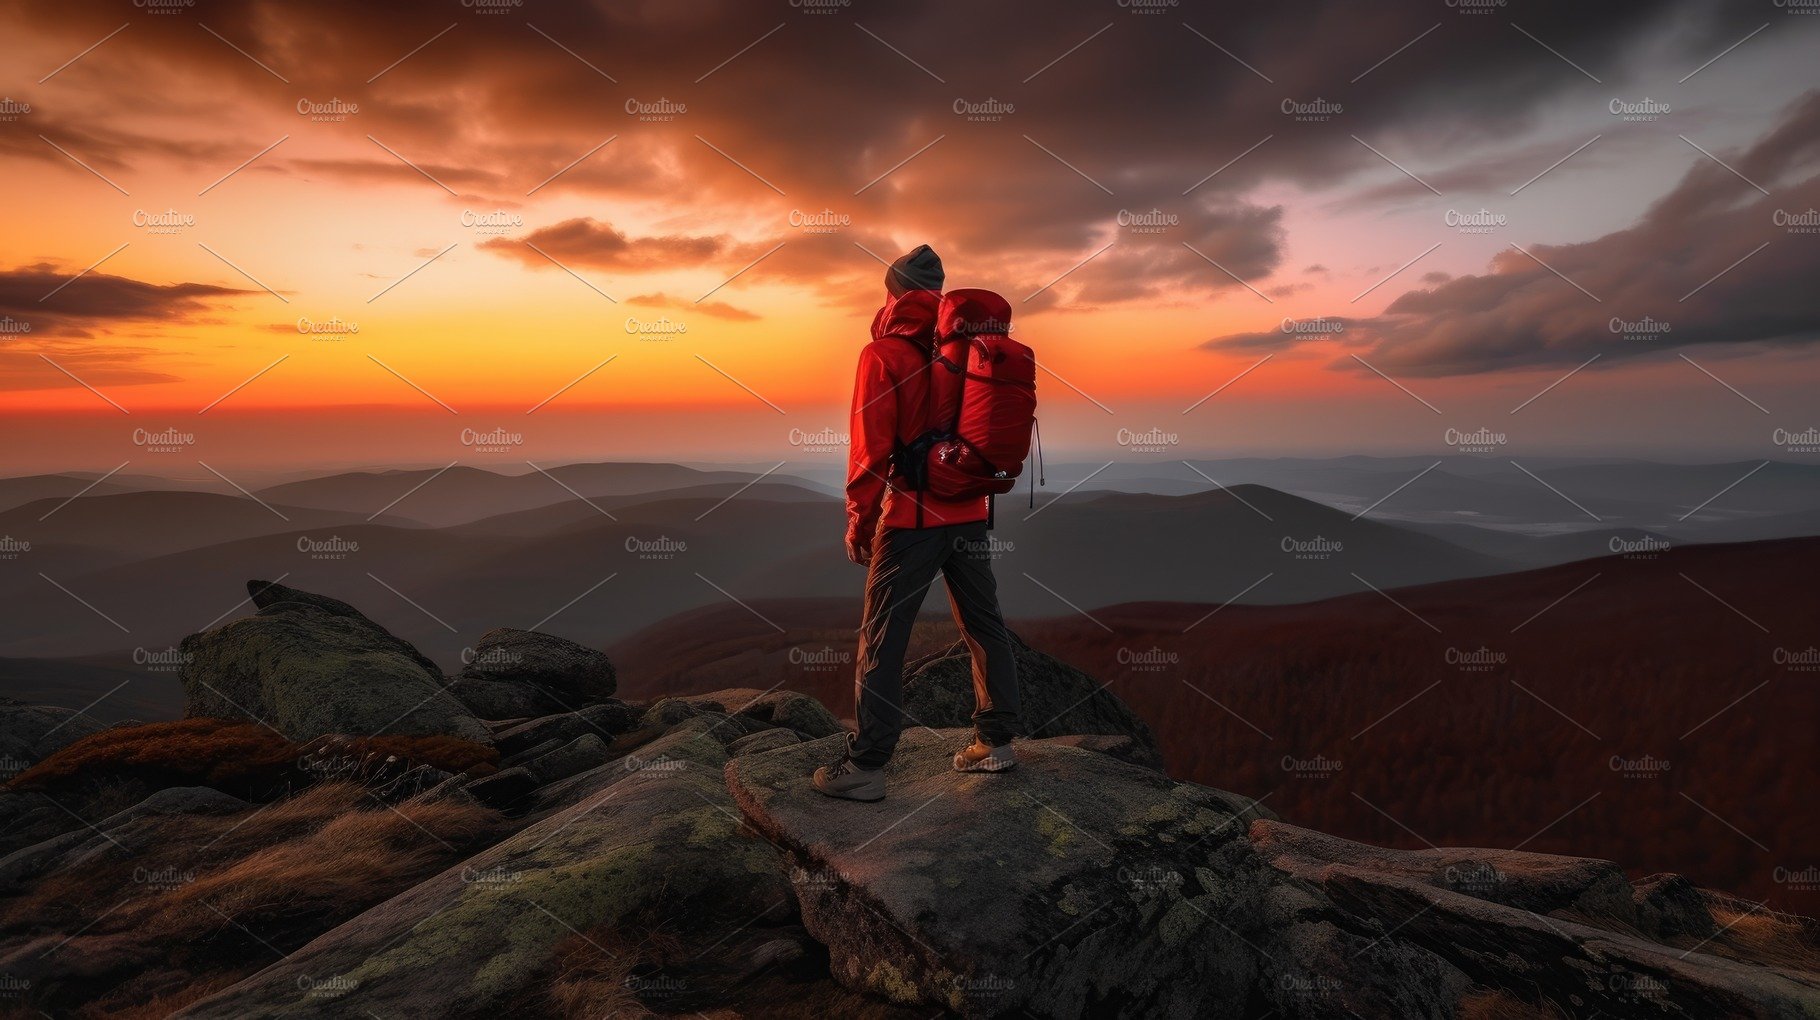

left=813, top=756, right=885, bottom=802
left=952, top=738, right=1016, bottom=773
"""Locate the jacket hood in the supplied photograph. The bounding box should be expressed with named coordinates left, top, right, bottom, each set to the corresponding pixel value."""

left=937, top=288, right=1013, bottom=339
left=870, top=289, right=941, bottom=346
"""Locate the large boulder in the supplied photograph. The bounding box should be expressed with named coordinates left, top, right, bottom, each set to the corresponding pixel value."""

left=0, top=698, right=108, bottom=771
left=675, top=688, right=843, bottom=739
left=903, top=636, right=1162, bottom=768
left=176, top=752, right=789, bottom=1019
left=726, top=729, right=1275, bottom=1017
left=454, top=628, right=616, bottom=714
left=179, top=582, right=488, bottom=743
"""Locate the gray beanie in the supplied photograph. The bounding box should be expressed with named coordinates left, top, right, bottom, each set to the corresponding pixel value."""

left=885, top=244, right=944, bottom=296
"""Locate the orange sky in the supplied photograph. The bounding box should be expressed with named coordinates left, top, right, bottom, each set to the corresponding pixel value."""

left=4, top=2, right=1818, bottom=469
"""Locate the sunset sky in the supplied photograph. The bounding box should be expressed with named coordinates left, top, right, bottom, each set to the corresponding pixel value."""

left=3, top=0, right=1818, bottom=473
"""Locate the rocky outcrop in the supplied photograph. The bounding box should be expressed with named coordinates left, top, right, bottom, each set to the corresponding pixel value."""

left=727, top=728, right=1275, bottom=1017
left=903, top=636, right=1163, bottom=768
left=180, top=582, right=487, bottom=743
left=450, top=627, right=617, bottom=719
left=0, top=698, right=108, bottom=769
left=177, top=748, right=790, bottom=1019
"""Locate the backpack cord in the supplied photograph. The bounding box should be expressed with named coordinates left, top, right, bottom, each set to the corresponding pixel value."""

left=1029, top=418, right=1044, bottom=509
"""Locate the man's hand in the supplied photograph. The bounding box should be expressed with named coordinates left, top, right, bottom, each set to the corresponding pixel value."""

left=845, top=525, right=873, bottom=566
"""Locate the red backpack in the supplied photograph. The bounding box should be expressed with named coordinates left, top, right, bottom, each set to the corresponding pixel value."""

left=893, top=289, right=1042, bottom=521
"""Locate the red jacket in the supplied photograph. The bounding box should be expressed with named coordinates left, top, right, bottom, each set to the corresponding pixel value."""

left=846, top=290, right=989, bottom=546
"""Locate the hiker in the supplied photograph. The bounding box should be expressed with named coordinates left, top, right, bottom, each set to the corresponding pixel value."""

left=814, top=245, right=1038, bottom=802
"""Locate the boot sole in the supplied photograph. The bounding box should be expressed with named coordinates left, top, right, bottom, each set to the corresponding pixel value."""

left=813, top=784, right=885, bottom=802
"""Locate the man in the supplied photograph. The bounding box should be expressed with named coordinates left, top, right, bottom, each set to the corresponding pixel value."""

left=813, top=245, right=1022, bottom=802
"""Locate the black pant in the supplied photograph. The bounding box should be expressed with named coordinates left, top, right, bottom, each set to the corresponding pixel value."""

left=850, top=521, right=1020, bottom=768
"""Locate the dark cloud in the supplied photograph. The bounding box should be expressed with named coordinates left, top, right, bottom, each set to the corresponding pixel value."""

left=1202, top=92, right=1820, bottom=375
left=477, top=218, right=760, bottom=272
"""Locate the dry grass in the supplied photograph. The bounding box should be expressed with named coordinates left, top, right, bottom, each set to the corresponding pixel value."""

left=1700, top=904, right=1820, bottom=973
left=1457, top=990, right=1571, bottom=1020
left=545, top=927, right=684, bottom=1019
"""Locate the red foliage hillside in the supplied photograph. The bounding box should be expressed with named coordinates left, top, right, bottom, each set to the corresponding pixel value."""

left=612, top=538, right=1820, bottom=914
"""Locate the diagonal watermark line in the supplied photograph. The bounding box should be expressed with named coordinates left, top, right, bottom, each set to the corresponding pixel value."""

left=1351, top=242, right=1441, bottom=303
left=1677, top=460, right=1770, bottom=521
left=1680, top=241, right=1769, bottom=303
left=1180, top=23, right=1272, bottom=82
left=1676, top=355, right=1769, bottom=415
left=1679, top=572, right=1770, bottom=633
left=1036, top=356, right=1116, bottom=415
left=1510, top=573, right=1600, bottom=633
left=202, top=573, right=292, bottom=632
left=697, top=21, right=785, bottom=83
left=197, top=242, right=288, bottom=303
left=198, top=136, right=288, bottom=196
left=1351, top=572, right=1441, bottom=633
left=40, top=573, right=129, bottom=633
left=1025, top=241, right=1115, bottom=303
left=1024, top=135, right=1112, bottom=195
left=530, top=573, right=617, bottom=632
left=1022, top=574, right=1112, bottom=633
left=367, top=573, right=458, bottom=633
left=528, top=355, right=618, bottom=413
left=523, top=241, right=616, bottom=302
left=1180, top=242, right=1272, bottom=302
left=1679, top=135, right=1769, bottom=196
left=369, top=243, right=458, bottom=303
left=1351, top=460, right=1442, bottom=520
left=1024, top=22, right=1112, bottom=83
left=695, top=462, right=787, bottom=520
left=1680, top=22, right=1769, bottom=83
left=696, top=135, right=786, bottom=195
left=1511, top=792, right=1599, bottom=851
left=1349, top=355, right=1440, bottom=415
left=526, top=136, right=617, bottom=196
left=527, top=23, right=616, bottom=81
left=696, top=355, right=784, bottom=413
left=698, top=241, right=787, bottom=302
left=855, top=135, right=946, bottom=195
left=37, top=355, right=128, bottom=414
left=40, top=678, right=128, bottom=735
left=1024, top=461, right=1113, bottom=520
left=1508, top=242, right=1600, bottom=302
left=1181, top=462, right=1272, bottom=520
left=1183, top=354, right=1273, bottom=415
left=1184, top=572, right=1272, bottom=632
left=40, top=242, right=130, bottom=302
left=1352, top=135, right=1441, bottom=196
left=368, top=136, right=458, bottom=196
left=368, top=23, right=456, bottom=83
left=525, top=462, right=617, bottom=520
left=39, top=135, right=129, bottom=195
left=1679, top=902, right=1766, bottom=960
left=855, top=23, right=944, bottom=82
left=1353, top=22, right=1440, bottom=82
left=1183, top=134, right=1273, bottom=195
left=200, top=23, right=289, bottom=82
left=370, top=461, right=458, bottom=520
left=1352, top=792, right=1437, bottom=848
left=199, top=356, right=289, bottom=414
left=1352, top=679, right=1445, bottom=741
left=40, top=22, right=128, bottom=83
left=198, top=461, right=289, bottom=521
left=39, top=461, right=130, bottom=521
left=1680, top=678, right=1773, bottom=740
left=1681, top=793, right=1768, bottom=852
left=1510, top=135, right=1601, bottom=195
left=1511, top=23, right=1601, bottom=82
left=367, top=355, right=457, bottom=414
left=1510, top=354, right=1600, bottom=414
left=1509, top=460, right=1600, bottom=521
left=696, top=573, right=785, bottom=633
left=854, top=793, right=945, bottom=853
left=1510, top=680, right=1600, bottom=739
